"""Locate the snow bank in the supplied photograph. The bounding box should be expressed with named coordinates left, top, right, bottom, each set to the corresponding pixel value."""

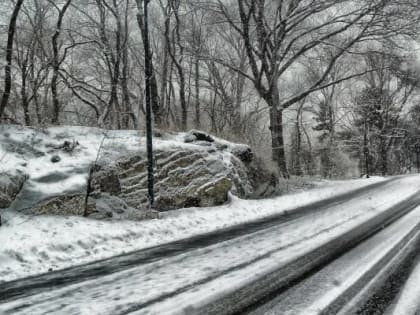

left=0, top=173, right=387, bottom=282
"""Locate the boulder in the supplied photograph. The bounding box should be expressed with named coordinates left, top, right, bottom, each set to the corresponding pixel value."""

left=31, top=192, right=159, bottom=221
left=91, top=168, right=121, bottom=195
left=0, top=171, right=27, bottom=208
left=32, top=194, right=95, bottom=216
left=89, top=193, right=159, bottom=220
left=110, top=149, right=237, bottom=211
left=50, top=155, right=61, bottom=163
left=27, top=130, right=278, bottom=218
left=89, top=133, right=278, bottom=211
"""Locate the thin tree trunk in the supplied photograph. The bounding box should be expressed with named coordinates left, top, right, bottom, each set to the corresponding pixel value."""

left=0, top=0, right=25, bottom=120
left=194, top=56, right=200, bottom=129
left=293, top=104, right=303, bottom=176
left=136, top=4, right=162, bottom=127
left=165, top=1, right=187, bottom=130
left=136, top=0, right=154, bottom=206
left=363, top=120, right=370, bottom=178
left=50, top=0, right=72, bottom=125
left=159, top=9, right=170, bottom=126
left=21, top=65, right=30, bottom=126
left=380, top=136, right=388, bottom=176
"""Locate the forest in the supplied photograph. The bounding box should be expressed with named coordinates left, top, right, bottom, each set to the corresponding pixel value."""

left=2, top=0, right=420, bottom=179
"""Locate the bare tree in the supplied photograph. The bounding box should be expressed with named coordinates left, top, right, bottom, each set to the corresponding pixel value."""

left=215, top=0, right=420, bottom=177
left=136, top=0, right=163, bottom=128
left=49, top=0, right=72, bottom=124
left=0, top=0, right=25, bottom=120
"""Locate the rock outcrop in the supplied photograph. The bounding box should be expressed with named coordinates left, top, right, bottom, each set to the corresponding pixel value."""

left=1, top=126, right=278, bottom=220
left=91, top=149, right=236, bottom=211
left=0, top=171, right=27, bottom=208
left=89, top=130, right=278, bottom=212
left=32, top=193, right=159, bottom=220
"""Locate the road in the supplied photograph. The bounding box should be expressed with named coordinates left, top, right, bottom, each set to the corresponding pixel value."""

left=1, top=176, right=420, bottom=315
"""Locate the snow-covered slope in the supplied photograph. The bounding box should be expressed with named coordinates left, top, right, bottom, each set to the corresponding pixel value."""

left=0, top=175, right=389, bottom=282
left=0, top=125, right=241, bottom=211
left=0, top=124, right=391, bottom=282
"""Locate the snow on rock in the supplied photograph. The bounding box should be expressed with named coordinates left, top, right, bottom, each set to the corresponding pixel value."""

left=94, top=149, right=238, bottom=212
left=0, top=171, right=27, bottom=209
left=0, top=125, right=278, bottom=217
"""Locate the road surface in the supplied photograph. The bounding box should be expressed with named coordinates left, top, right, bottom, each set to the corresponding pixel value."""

left=1, top=175, right=420, bottom=315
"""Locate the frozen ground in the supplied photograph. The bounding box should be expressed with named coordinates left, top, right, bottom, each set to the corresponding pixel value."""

left=390, top=260, right=420, bottom=315
left=1, top=175, right=420, bottom=315
left=0, top=125, right=389, bottom=282
left=251, top=204, right=420, bottom=315
left=0, top=175, right=388, bottom=282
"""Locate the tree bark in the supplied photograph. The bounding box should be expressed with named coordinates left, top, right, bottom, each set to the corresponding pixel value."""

left=136, top=0, right=154, bottom=206
left=380, top=136, right=388, bottom=176
left=0, top=0, right=25, bottom=120
left=136, top=4, right=162, bottom=127
left=194, top=56, right=200, bottom=129
left=268, top=89, right=289, bottom=178
left=50, top=0, right=72, bottom=125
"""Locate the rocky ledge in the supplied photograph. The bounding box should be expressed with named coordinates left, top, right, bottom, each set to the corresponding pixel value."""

left=0, top=126, right=278, bottom=220
left=90, top=130, right=278, bottom=213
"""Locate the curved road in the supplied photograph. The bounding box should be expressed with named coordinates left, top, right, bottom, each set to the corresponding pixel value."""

left=1, top=176, right=420, bottom=315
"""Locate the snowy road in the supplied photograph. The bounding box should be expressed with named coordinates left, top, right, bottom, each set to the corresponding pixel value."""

left=2, top=175, right=420, bottom=314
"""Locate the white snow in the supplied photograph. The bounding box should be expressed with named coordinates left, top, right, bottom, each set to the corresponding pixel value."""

left=0, top=124, right=395, bottom=283
left=0, top=173, right=388, bottom=282
left=1, top=176, right=420, bottom=315
left=0, top=125, right=221, bottom=208
left=389, top=261, right=420, bottom=315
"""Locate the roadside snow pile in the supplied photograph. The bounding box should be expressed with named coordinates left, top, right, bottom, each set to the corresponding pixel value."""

left=0, top=173, right=391, bottom=282
left=0, top=125, right=277, bottom=217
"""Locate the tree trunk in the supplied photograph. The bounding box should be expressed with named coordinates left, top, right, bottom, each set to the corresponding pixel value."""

left=136, top=6, right=162, bottom=127
left=363, top=120, right=370, bottom=178
left=268, top=89, right=289, bottom=178
left=51, top=69, right=60, bottom=124
left=0, top=0, right=25, bottom=120
left=194, top=56, right=200, bottom=129
left=159, top=11, right=170, bottom=127
left=136, top=0, right=154, bottom=206
left=233, top=56, right=246, bottom=136
left=50, top=0, right=72, bottom=125
left=380, top=136, right=388, bottom=176
left=21, top=67, right=30, bottom=126
left=292, top=108, right=303, bottom=176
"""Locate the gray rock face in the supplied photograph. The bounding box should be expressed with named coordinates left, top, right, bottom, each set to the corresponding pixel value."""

left=92, top=149, right=235, bottom=211
left=32, top=194, right=94, bottom=216
left=89, top=131, right=278, bottom=211
left=0, top=171, right=27, bottom=208
left=22, top=129, right=278, bottom=219
left=31, top=193, right=159, bottom=220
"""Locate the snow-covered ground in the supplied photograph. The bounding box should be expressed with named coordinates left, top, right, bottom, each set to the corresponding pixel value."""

left=0, top=124, right=392, bottom=282
left=0, top=175, right=389, bottom=282
left=390, top=261, right=420, bottom=315
left=1, top=175, right=420, bottom=315
left=252, top=205, right=420, bottom=315
left=0, top=125, right=240, bottom=211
